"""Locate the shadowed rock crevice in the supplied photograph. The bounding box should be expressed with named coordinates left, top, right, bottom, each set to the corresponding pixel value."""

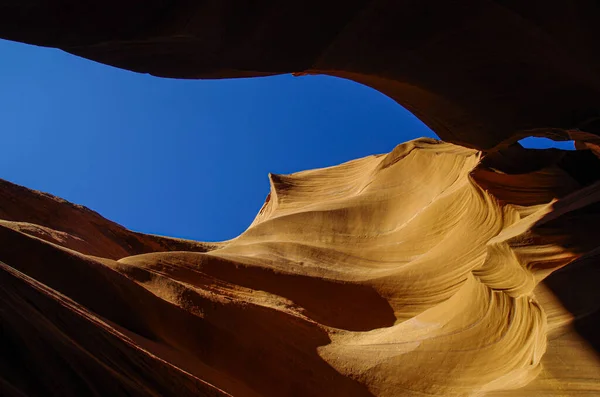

left=2, top=3, right=600, bottom=395
left=2, top=140, right=598, bottom=395
left=119, top=251, right=396, bottom=331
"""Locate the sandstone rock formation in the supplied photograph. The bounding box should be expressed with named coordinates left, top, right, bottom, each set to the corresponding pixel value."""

left=1, top=1, right=600, bottom=396
left=2, top=1, right=600, bottom=149
left=1, top=139, right=599, bottom=396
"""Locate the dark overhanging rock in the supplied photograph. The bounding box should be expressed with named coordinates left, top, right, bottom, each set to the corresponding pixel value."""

left=1, top=0, right=600, bottom=150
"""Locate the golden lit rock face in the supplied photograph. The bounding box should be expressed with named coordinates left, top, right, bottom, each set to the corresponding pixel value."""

left=1, top=139, right=598, bottom=396
left=2, top=2, right=600, bottom=394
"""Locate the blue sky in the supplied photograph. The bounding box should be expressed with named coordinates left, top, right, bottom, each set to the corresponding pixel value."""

left=0, top=39, right=574, bottom=241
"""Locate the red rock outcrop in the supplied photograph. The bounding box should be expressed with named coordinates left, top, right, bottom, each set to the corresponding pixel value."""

left=1, top=140, right=599, bottom=396
left=1, top=3, right=600, bottom=396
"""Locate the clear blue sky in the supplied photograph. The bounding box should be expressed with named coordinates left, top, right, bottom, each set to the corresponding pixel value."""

left=0, top=39, right=574, bottom=241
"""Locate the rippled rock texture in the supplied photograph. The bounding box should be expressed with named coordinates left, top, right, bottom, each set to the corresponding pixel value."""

left=1, top=139, right=598, bottom=396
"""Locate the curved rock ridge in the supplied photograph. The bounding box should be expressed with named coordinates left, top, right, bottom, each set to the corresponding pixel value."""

left=3, top=1, right=600, bottom=149
left=1, top=138, right=599, bottom=396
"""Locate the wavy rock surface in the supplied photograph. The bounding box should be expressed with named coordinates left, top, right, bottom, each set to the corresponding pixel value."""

left=1, top=138, right=598, bottom=396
